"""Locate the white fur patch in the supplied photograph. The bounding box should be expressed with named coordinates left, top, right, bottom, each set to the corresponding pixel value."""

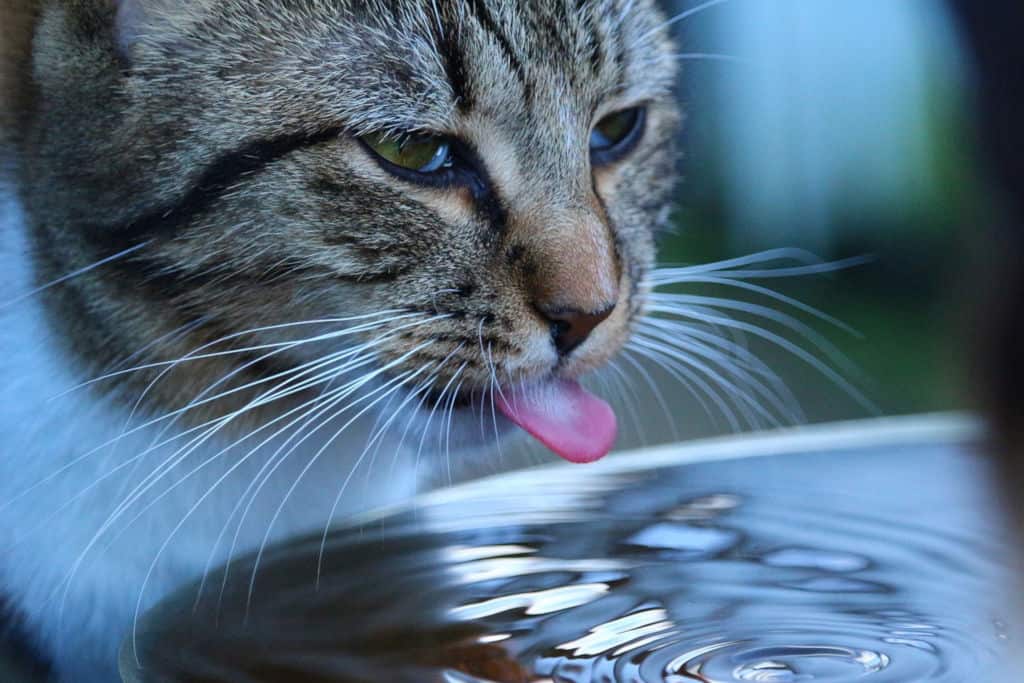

left=0, top=187, right=421, bottom=681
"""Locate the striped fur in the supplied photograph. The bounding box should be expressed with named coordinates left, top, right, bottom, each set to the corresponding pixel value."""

left=0, top=1, right=681, bottom=679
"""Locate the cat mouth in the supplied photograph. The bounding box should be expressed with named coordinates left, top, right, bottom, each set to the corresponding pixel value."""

left=421, top=378, right=618, bottom=464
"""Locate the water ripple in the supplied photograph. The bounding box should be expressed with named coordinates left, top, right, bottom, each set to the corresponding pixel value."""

left=123, top=435, right=1016, bottom=683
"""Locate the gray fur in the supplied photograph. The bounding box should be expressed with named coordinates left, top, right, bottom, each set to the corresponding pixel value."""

left=17, top=0, right=679, bottom=405
left=1, top=1, right=681, bottom=678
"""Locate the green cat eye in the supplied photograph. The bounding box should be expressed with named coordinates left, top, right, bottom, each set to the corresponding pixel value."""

left=590, top=106, right=646, bottom=165
left=362, top=132, right=453, bottom=174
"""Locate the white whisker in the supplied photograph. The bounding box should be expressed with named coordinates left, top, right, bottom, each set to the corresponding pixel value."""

left=485, top=342, right=504, bottom=465
left=650, top=255, right=873, bottom=284
left=644, top=303, right=874, bottom=412
left=193, top=375, right=344, bottom=610
left=242, top=355, right=435, bottom=617
left=616, top=350, right=680, bottom=440
left=626, top=338, right=751, bottom=430
left=649, top=248, right=827, bottom=276
left=53, top=318, right=444, bottom=630
left=669, top=51, right=745, bottom=64
left=414, top=345, right=467, bottom=481
left=109, top=317, right=211, bottom=372
left=637, top=317, right=803, bottom=420
left=108, top=318, right=396, bottom=501
left=388, top=372, right=442, bottom=480
left=620, top=346, right=723, bottom=431
left=603, top=358, right=650, bottom=445
left=126, top=340, right=435, bottom=660
left=319, top=366, right=442, bottom=585
left=444, top=365, right=469, bottom=486
left=632, top=325, right=798, bottom=425
left=649, top=274, right=861, bottom=337
left=207, top=341, right=440, bottom=603
left=57, top=310, right=413, bottom=397
left=1, top=241, right=151, bottom=310
left=648, top=295, right=859, bottom=376
left=5, top=314, right=440, bottom=517
left=638, top=0, right=731, bottom=44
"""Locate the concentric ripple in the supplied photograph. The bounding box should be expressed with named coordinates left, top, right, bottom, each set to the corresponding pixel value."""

left=668, top=642, right=890, bottom=681
left=123, top=430, right=1017, bottom=683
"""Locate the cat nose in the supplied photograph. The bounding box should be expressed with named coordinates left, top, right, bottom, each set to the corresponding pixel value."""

left=513, top=202, right=621, bottom=356
left=538, top=304, right=616, bottom=356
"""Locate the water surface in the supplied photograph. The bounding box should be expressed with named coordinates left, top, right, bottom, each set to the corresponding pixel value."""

left=123, top=419, right=1016, bottom=682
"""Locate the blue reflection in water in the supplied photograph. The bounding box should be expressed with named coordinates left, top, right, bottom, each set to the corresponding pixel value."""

left=125, top=432, right=1015, bottom=683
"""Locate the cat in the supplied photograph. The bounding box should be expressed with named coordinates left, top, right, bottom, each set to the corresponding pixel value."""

left=0, top=1, right=682, bottom=680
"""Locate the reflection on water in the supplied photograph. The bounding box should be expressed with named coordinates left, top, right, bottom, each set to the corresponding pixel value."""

left=123, top=425, right=1014, bottom=682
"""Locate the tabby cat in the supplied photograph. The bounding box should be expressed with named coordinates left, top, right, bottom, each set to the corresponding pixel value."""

left=0, top=0, right=681, bottom=680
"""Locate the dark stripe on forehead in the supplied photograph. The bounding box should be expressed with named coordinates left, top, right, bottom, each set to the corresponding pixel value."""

left=83, top=127, right=343, bottom=249
left=434, top=13, right=473, bottom=111
left=580, top=1, right=608, bottom=76
left=465, top=0, right=533, bottom=104
left=609, top=0, right=629, bottom=80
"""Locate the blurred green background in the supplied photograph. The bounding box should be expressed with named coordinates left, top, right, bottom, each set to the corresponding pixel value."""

left=599, top=0, right=985, bottom=449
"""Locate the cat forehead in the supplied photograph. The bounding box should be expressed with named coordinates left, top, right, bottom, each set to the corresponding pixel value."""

left=131, top=0, right=675, bottom=134
left=339, top=0, right=674, bottom=110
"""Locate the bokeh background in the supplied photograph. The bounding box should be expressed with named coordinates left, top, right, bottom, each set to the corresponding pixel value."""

left=588, top=0, right=982, bottom=452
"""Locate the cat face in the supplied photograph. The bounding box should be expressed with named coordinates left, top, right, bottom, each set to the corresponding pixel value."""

left=19, top=0, right=680, bottom=457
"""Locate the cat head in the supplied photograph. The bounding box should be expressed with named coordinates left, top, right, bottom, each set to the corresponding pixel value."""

left=16, top=0, right=681, bottom=460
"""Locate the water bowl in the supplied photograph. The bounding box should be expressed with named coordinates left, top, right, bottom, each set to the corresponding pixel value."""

left=120, top=415, right=1017, bottom=682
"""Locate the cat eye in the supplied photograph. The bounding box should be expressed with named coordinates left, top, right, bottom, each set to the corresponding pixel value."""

left=590, top=106, right=647, bottom=166
left=361, top=132, right=455, bottom=175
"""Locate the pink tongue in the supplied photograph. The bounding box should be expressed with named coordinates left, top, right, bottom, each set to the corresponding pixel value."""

left=497, top=379, right=617, bottom=464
